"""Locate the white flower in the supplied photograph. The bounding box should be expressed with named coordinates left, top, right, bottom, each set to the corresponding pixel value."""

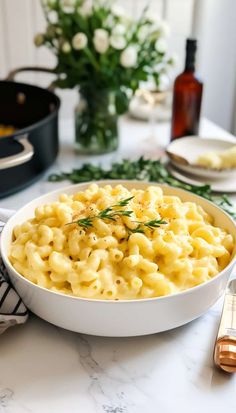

left=112, top=24, right=126, bottom=36
left=79, top=0, right=93, bottom=17
left=110, top=35, right=126, bottom=50
left=93, top=29, right=109, bottom=54
left=148, top=16, right=170, bottom=38
left=155, top=38, right=167, bottom=53
left=72, top=32, right=88, bottom=50
left=138, top=25, right=150, bottom=42
left=61, top=41, right=71, bottom=53
left=104, top=15, right=114, bottom=28
left=60, top=0, right=76, bottom=14
left=158, top=73, right=170, bottom=91
left=34, top=33, right=44, bottom=47
left=154, top=62, right=165, bottom=72
left=158, top=21, right=170, bottom=38
left=47, top=10, right=58, bottom=24
left=145, top=11, right=161, bottom=24
left=111, top=4, right=125, bottom=17
left=120, top=46, right=137, bottom=68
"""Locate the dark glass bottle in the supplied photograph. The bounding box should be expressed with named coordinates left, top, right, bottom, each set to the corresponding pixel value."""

left=170, top=38, right=203, bottom=141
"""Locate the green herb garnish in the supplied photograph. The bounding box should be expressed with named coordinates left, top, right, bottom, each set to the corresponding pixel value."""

left=126, top=225, right=145, bottom=235
left=74, top=217, right=94, bottom=229
left=68, top=196, right=167, bottom=235
left=125, top=219, right=167, bottom=237
left=113, top=196, right=134, bottom=207
left=69, top=196, right=134, bottom=228
left=141, top=219, right=167, bottom=229
left=49, top=157, right=236, bottom=220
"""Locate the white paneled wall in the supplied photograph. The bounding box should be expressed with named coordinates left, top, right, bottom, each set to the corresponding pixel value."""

left=0, top=0, right=194, bottom=119
left=0, top=0, right=56, bottom=85
left=194, top=0, right=236, bottom=133
left=0, top=0, right=193, bottom=80
left=0, top=0, right=235, bottom=132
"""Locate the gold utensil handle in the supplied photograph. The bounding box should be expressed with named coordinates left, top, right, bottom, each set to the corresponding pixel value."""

left=214, top=281, right=236, bottom=373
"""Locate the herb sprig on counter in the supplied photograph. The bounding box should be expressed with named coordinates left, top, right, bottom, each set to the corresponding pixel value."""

left=68, top=196, right=167, bottom=234
left=49, top=157, right=236, bottom=219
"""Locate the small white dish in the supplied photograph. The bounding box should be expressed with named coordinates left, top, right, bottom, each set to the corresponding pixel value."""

left=129, top=89, right=172, bottom=122
left=166, top=137, right=236, bottom=179
left=167, top=163, right=236, bottom=193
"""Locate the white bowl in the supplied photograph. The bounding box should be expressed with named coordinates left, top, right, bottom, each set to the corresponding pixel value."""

left=1, top=180, right=236, bottom=337
left=166, top=137, right=236, bottom=179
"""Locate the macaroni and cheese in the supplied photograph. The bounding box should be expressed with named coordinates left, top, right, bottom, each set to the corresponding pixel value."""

left=9, top=184, right=234, bottom=300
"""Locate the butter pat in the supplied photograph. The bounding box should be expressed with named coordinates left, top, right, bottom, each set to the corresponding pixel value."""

left=196, top=145, right=236, bottom=169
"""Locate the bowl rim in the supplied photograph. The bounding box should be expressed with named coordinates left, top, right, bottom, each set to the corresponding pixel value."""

left=2, top=179, right=236, bottom=304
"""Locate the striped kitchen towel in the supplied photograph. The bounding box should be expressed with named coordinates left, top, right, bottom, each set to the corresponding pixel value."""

left=0, top=224, right=28, bottom=334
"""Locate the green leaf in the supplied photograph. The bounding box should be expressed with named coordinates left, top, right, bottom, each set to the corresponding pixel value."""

left=115, top=90, right=129, bottom=115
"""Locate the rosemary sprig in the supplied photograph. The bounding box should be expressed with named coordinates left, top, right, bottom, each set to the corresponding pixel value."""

left=69, top=196, right=134, bottom=228
left=68, top=196, right=167, bottom=235
left=113, top=196, right=134, bottom=207
left=75, top=217, right=94, bottom=228
left=140, top=219, right=167, bottom=229
left=125, top=219, right=167, bottom=238
left=97, top=207, right=133, bottom=221
left=125, top=224, right=145, bottom=236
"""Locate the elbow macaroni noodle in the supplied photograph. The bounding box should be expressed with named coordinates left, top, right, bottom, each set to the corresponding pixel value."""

left=9, top=184, right=234, bottom=300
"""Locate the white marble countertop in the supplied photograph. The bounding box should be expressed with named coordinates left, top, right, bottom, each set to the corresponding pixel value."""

left=0, top=116, right=236, bottom=413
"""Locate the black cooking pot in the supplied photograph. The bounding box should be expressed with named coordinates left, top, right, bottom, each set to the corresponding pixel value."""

left=0, top=67, right=60, bottom=199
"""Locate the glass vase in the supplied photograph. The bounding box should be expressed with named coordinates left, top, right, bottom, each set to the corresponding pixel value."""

left=75, top=88, right=119, bottom=154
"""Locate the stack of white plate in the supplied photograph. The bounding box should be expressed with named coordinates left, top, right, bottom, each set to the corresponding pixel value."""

left=166, top=136, right=236, bottom=193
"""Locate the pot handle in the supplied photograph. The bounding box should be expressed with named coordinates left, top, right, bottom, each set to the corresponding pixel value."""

left=0, top=134, right=34, bottom=170
left=6, top=66, right=56, bottom=90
